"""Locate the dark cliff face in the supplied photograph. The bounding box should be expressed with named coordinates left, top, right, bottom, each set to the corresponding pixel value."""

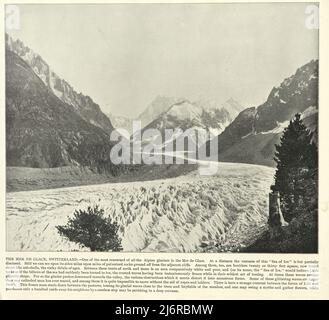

left=5, top=34, right=114, bottom=135
left=202, top=60, right=318, bottom=167
left=6, top=49, right=115, bottom=169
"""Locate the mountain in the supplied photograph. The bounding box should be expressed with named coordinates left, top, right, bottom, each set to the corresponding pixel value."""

left=107, top=113, right=133, bottom=136
left=138, top=95, right=243, bottom=130
left=202, top=60, right=318, bottom=166
left=137, top=96, right=183, bottom=128
left=134, top=100, right=234, bottom=152
left=195, top=97, right=244, bottom=119
left=5, top=34, right=113, bottom=134
left=254, top=60, right=318, bottom=133
left=6, top=47, right=117, bottom=171
left=222, top=98, right=245, bottom=117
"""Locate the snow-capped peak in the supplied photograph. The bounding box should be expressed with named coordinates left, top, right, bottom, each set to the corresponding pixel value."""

left=167, top=100, right=202, bottom=120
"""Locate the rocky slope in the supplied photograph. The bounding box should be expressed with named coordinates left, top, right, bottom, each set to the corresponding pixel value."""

left=6, top=49, right=115, bottom=170
left=6, top=34, right=113, bottom=134
left=254, top=60, right=318, bottom=133
left=202, top=60, right=318, bottom=166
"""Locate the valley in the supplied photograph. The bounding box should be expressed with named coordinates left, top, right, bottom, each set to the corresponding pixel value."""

left=4, top=32, right=318, bottom=254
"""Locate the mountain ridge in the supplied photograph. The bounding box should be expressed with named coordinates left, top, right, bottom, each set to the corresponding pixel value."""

left=133, top=99, right=234, bottom=152
left=5, top=34, right=114, bottom=134
left=6, top=49, right=117, bottom=171
left=137, top=95, right=243, bottom=129
left=202, top=59, right=318, bottom=166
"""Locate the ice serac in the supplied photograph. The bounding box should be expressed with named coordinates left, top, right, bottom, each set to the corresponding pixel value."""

left=5, top=34, right=114, bottom=134
left=203, top=60, right=318, bottom=166
left=6, top=162, right=275, bottom=252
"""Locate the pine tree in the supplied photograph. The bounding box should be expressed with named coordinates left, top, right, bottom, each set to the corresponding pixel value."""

left=57, top=205, right=122, bottom=252
left=273, top=113, right=318, bottom=222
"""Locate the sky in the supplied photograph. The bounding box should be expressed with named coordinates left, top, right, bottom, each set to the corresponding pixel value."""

left=7, top=3, right=318, bottom=118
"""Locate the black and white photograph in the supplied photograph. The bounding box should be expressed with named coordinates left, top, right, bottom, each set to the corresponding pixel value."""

left=5, top=3, right=319, bottom=253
